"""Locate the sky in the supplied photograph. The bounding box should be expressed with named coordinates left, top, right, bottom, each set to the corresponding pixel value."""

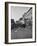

left=11, top=6, right=30, bottom=21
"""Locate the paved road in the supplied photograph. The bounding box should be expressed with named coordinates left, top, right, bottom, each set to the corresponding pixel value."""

left=11, top=26, right=32, bottom=39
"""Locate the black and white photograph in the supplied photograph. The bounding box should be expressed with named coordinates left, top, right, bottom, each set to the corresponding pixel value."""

left=5, top=2, right=36, bottom=44
left=11, top=6, right=32, bottom=39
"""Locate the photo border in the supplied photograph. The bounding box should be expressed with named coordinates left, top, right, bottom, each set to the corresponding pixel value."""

left=5, top=2, right=36, bottom=44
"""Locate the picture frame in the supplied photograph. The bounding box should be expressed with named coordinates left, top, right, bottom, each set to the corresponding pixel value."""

left=5, top=2, right=36, bottom=44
